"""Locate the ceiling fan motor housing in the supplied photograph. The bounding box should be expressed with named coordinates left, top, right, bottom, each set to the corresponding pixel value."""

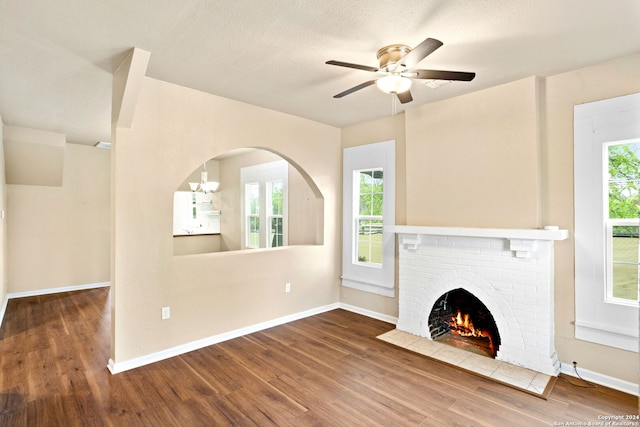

left=376, top=44, right=411, bottom=71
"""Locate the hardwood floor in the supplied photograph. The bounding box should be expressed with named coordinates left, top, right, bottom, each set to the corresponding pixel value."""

left=0, top=288, right=636, bottom=426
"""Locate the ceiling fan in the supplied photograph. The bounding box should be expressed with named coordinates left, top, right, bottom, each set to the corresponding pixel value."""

left=326, top=37, right=475, bottom=104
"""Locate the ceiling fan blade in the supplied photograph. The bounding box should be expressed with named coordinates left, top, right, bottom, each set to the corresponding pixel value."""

left=326, top=60, right=380, bottom=73
left=398, top=38, right=443, bottom=69
left=396, top=90, right=413, bottom=104
left=411, top=69, right=476, bottom=81
left=333, top=80, right=377, bottom=98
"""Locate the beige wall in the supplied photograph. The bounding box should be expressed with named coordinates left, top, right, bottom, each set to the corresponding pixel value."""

left=4, top=126, right=65, bottom=187
left=111, top=77, right=341, bottom=363
left=338, top=55, right=640, bottom=384
left=406, top=76, right=542, bottom=228
left=543, top=53, right=640, bottom=384
left=173, top=234, right=221, bottom=256
left=7, top=144, right=110, bottom=293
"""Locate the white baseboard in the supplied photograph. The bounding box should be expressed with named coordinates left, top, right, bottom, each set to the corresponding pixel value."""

left=560, top=362, right=639, bottom=396
left=338, top=302, right=398, bottom=325
left=108, top=302, right=340, bottom=374
left=0, top=296, right=8, bottom=331
left=0, top=282, right=111, bottom=329
left=6, top=282, right=111, bottom=300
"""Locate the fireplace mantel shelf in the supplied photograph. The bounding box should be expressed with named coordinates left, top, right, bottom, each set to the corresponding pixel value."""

left=386, top=225, right=568, bottom=258
left=385, top=225, right=568, bottom=241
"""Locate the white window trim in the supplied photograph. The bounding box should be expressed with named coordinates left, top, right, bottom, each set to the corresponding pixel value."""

left=574, top=92, right=640, bottom=352
left=342, top=140, right=395, bottom=297
left=240, top=160, right=288, bottom=250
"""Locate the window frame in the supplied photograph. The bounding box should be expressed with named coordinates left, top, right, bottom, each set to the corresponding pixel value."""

left=354, top=168, right=384, bottom=267
left=267, top=179, right=285, bottom=248
left=244, top=182, right=261, bottom=248
left=574, top=92, right=640, bottom=352
left=342, top=141, right=395, bottom=297
left=240, top=160, right=288, bottom=250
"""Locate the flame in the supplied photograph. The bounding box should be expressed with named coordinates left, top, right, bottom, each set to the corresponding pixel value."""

left=448, top=310, right=495, bottom=351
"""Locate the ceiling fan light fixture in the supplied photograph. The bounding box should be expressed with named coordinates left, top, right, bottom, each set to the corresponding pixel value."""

left=376, top=75, right=412, bottom=94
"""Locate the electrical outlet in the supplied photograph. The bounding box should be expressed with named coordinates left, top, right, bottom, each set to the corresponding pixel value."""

left=285, top=282, right=291, bottom=293
left=161, top=306, right=170, bottom=320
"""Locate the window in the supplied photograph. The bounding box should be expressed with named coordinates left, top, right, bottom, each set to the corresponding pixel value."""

left=342, top=141, right=395, bottom=297
left=574, top=92, right=640, bottom=352
left=605, top=142, right=640, bottom=304
left=241, top=160, right=288, bottom=249
left=268, top=180, right=284, bottom=248
left=355, top=169, right=384, bottom=266
left=246, top=182, right=260, bottom=248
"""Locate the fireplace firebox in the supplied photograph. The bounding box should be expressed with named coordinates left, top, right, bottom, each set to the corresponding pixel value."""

left=429, top=288, right=501, bottom=358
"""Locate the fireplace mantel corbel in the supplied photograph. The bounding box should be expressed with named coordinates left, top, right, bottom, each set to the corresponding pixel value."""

left=508, top=238, right=539, bottom=258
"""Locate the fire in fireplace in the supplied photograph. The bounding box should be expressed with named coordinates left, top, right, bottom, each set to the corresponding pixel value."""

left=428, top=288, right=501, bottom=358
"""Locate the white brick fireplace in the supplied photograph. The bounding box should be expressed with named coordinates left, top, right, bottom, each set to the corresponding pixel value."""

left=386, top=225, right=568, bottom=376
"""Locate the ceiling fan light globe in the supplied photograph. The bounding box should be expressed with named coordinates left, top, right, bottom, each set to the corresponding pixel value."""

left=376, top=75, right=412, bottom=94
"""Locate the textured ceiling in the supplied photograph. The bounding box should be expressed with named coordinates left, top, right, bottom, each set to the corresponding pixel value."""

left=1, top=0, right=639, bottom=145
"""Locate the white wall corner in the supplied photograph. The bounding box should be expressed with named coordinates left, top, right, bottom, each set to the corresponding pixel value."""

left=339, top=302, right=398, bottom=325
left=112, top=47, right=151, bottom=129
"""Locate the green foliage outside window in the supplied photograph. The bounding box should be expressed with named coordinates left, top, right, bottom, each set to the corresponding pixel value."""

left=357, top=169, right=383, bottom=265
left=359, top=170, right=383, bottom=217
left=608, top=143, right=640, bottom=301
left=608, top=143, right=640, bottom=222
left=271, top=180, right=283, bottom=215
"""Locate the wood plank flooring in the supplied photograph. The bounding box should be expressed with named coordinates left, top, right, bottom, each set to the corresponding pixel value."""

left=0, top=288, right=636, bottom=426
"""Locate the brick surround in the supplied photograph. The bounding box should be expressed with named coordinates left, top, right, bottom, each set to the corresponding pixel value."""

left=387, top=226, right=568, bottom=376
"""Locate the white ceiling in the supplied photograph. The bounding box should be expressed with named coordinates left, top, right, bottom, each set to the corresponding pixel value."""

left=1, top=0, right=639, bottom=145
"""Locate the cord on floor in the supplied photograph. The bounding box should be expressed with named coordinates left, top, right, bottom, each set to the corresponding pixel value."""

left=559, top=363, right=598, bottom=389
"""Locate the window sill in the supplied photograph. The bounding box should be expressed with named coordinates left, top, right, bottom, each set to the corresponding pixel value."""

left=575, top=320, right=639, bottom=352
left=173, top=233, right=221, bottom=237
left=341, top=276, right=394, bottom=298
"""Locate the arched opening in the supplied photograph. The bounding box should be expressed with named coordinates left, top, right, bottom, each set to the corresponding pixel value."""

left=173, top=148, right=324, bottom=255
left=429, top=288, right=501, bottom=358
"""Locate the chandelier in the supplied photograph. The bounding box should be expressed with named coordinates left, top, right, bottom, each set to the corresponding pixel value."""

left=189, top=163, right=219, bottom=194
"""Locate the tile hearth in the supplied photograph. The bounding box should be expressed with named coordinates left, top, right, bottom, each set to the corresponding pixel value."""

left=378, top=329, right=556, bottom=399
